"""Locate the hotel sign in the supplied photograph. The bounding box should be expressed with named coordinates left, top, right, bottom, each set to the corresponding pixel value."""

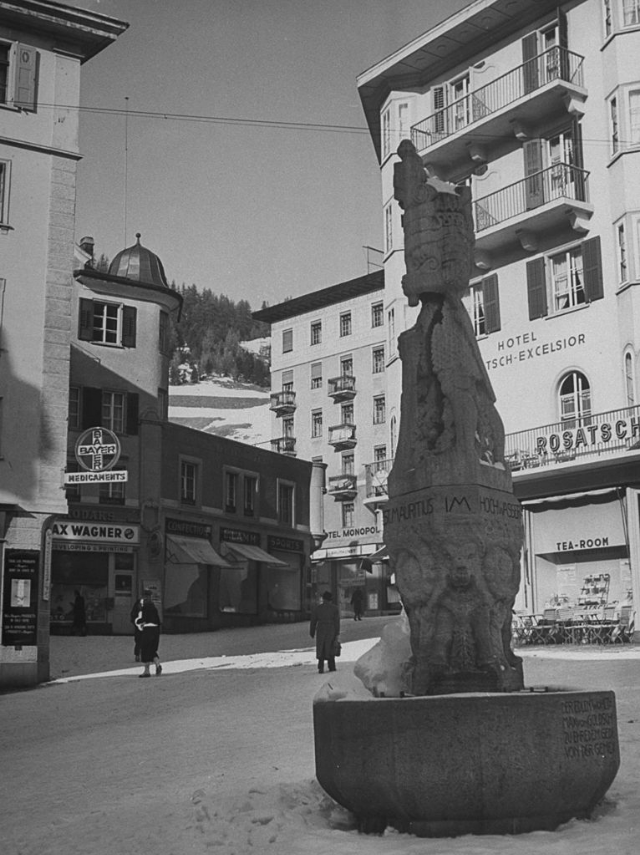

left=64, top=426, right=128, bottom=485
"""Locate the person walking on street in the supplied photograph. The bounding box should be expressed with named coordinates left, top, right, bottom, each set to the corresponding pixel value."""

left=130, top=596, right=143, bottom=661
left=71, top=590, right=87, bottom=636
left=135, top=591, right=162, bottom=678
left=350, top=586, right=365, bottom=621
left=310, top=591, right=341, bottom=674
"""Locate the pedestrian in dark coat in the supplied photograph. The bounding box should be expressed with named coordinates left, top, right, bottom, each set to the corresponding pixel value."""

left=71, top=590, right=87, bottom=636
left=130, top=597, right=143, bottom=661
left=350, top=587, right=365, bottom=620
left=310, top=591, right=341, bottom=673
left=135, top=592, right=162, bottom=678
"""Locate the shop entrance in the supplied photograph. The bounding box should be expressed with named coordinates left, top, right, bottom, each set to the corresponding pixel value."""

left=111, top=554, right=136, bottom=634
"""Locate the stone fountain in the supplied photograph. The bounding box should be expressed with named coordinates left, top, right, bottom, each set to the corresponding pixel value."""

left=313, top=140, right=620, bottom=837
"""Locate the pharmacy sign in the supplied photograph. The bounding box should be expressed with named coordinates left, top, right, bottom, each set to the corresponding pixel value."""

left=64, top=427, right=128, bottom=485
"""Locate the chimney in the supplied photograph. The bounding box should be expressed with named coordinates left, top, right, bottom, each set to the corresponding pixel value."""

left=79, top=236, right=95, bottom=260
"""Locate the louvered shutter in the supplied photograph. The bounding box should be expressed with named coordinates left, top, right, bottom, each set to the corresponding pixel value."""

left=523, top=140, right=544, bottom=209
left=14, top=45, right=38, bottom=111
left=126, top=393, right=139, bottom=436
left=78, top=299, right=94, bottom=341
left=582, top=237, right=604, bottom=302
left=433, top=86, right=446, bottom=136
left=572, top=119, right=586, bottom=200
left=522, top=33, right=539, bottom=94
left=82, top=387, right=103, bottom=429
left=483, top=274, right=501, bottom=333
left=557, top=8, right=570, bottom=79
left=121, top=306, right=137, bottom=348
left=527, top=258, right=548, bottom=319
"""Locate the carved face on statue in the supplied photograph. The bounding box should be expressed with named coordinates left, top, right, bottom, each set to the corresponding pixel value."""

left=448, top=542, right=481, bottom=588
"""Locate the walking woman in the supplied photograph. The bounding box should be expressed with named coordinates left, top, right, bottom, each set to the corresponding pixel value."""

left=135, top=591, right=162, bottom=678
left=310, top=591, right=341, bottom=674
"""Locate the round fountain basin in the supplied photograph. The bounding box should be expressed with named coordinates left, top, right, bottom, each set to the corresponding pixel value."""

left=313, top=689, right=619, bottom=837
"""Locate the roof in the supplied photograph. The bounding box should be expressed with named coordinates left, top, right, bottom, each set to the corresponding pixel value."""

left=357, top=0, right=566, bottom=162
left=0, top=0, right=129, bottom=62
left=252, top=269, right=384, bottom=325
left=108, top=234, right=169, bottom=289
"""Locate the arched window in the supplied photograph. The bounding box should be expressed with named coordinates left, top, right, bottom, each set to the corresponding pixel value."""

left=625, top=351, right=636, bottom=407
left=559, top=371, right=591, bottom=426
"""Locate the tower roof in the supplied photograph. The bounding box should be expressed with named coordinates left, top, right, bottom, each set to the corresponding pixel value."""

left=108, top=233, right=169, bottom=289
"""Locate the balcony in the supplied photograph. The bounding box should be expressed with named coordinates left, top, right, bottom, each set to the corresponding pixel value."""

left=505, top=404, right=640, bottom=475
left=328, top=375, right=357, bottom=402
left=269, top=390, right=296, bottom=416
left=328, top=423, right=357, bottom=451
left=411, top=47, right=586, bottom=179
left=327, top=473, right=358, bottom=501
left=270, top=436, right=296, bottom=457
left=473, top=163, right=593, bottom=258
left=363, top=458, right=393, bottom=509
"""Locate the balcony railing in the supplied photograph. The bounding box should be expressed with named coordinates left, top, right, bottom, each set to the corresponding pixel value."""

left=269, top=390, right=296, bottom=416
left=328, top=375, right=357, bottom=402
left=327, top=473, right=358, bottom=500
left=411, top=47, right=585, bottom=152
left=328, top=423, right=357, bottom=450
left=505, top=404, right=640, bottom=472
left=270, top=436, right=296, bottom=456
left=473, top=163, right=590, bottom=233
left=364, top=458, right=394, bottom=499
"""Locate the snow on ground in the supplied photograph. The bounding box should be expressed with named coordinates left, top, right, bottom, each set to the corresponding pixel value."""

left=3, top=635, right=640, bottom=855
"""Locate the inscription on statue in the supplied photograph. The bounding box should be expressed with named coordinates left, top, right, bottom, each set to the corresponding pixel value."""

left=562, top=697, right=617, bottom=760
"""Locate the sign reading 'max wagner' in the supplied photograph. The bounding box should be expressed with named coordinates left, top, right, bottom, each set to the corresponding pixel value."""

left=64, top=426, right=128, bottom=485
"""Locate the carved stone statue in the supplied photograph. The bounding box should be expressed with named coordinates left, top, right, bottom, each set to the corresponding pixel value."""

left=385, top=140, right=524, bottom=695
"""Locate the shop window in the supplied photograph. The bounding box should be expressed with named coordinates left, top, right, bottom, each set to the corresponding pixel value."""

left=278, top=481, right=295, bottom=526
left=78, top=298, right=137, bottom=348
left=0, top=41, right=38, bottom=111
left=50, top=551, right=109, bottom=626
left=218, top=563, right=257, bottom=615
left=165, top=564, right=209, bottom=618
left=559, top=371, right=591, bottom=427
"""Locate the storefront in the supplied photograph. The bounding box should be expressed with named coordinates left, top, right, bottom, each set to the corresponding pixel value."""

left=312, top=542, right=399, bottom=617
left=50, top=516, right=140, bottom=634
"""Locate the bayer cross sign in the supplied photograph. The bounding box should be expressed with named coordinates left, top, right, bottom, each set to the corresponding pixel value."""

left=63, top=427, right=128, bottom=485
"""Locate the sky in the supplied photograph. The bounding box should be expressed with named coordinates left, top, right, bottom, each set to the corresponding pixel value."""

left=71, top=0, right=471, bottom=309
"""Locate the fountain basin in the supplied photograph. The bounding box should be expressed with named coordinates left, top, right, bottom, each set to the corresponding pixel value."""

left=313, top=689, right=619, bottom=837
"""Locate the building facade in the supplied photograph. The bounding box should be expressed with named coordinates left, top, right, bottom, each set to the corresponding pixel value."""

left=356, top=0, right=640, bottom=629
left=253, top=271, right=402, bottom=617
left=0, top=1, right=127, bottom=688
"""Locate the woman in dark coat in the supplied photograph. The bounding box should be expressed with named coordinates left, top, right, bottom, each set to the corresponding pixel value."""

left=135, top=592, right=162, bottom=678
left=310, top=591, right=341, bottom=673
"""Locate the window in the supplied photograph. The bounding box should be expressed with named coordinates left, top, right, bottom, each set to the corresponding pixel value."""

left=604, top=0, right=612, bottom=37
left=384, top=203, right=393, bottom=254
left=0, top=160, right=10, bottom=227
left=342, top=453, right=354, bottom=476
left=159, top=311, right=170, bottom=354
left=342, top=403, right=354, bottom=424
left=617, top=221, right=628, bottom=283
left=310, top=320, right=322, bottom=345
left=559, top=372, right=591, bottom=426
left=611, top=97, right=619, bottom=155
left=388, top=307, right=396, bottom=352
left=371, top=301, right=384, bottom=327
left=551, top=246, right=585, bottom=311
left=625, top=351, right=636, bottom=406
left=526, top=238, right=604, bottom=320
left=382, top=106, right=391, bottom=159
left=340, top=312, right=352, bottom=337
left=99, top=481, right=125, bottom=505
left=282, top=328, right=293, bottom=353
left=471, top=274, right=500, bottom=336
left=243, top=475, right=257, bottom=516
left=180, top=460, right=198, bottom=505
left=630, top=90, right=640, bottom=145
left=391, top=415, right=397, bottom=453
left=278, top=481, right=295, bottom=526
left=373, top=395, right=386, bottom=425
left=341, top=356, right=353, bottom=376
left=623, top=0, right=640, bottom=27
left=282, top=416, right=294, bottom=438
left=310, top=362, right=322, bottom=390
left=78, top=299, right=137, bottom=348
left=102, top=391, right=125, bottom=434
left=451, top=73, right=471, bottom=131
left=311, top=409, right=323, bottom=438
left=69, top=387, right=80, bottom=430
left=225, top=471, right=238, bottom=512
left=0, top=41, right=38, bottom=111
left=282, top=369, right=294, bottom=392
left=342, top=502, right=355, bottom=528
left=372, top=346, right=385, bottom=374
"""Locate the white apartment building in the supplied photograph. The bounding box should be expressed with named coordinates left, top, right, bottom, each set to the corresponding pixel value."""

left=253, top=271, right=401, bottom=617
left=356, top=0, right=640, bottom=628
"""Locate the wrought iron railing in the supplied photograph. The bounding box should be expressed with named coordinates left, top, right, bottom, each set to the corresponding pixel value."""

left=271, top=436, right=296, bottom=455
left=473, top=163, right=589, bottom=232
left=269, top=390, right=296, bottom=412
left=411, top=47, right=585, bottom=151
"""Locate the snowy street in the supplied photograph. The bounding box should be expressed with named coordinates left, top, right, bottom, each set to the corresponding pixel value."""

left=2, top=619, right=640, bottom=855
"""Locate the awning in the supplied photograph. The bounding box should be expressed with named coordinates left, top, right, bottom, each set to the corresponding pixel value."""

left=221, top=542, right=290, bottom=567
left=166, top=535, right=232, bottom=567
left=521, top=488, right=622, bottom=513
left=360, top=544, right=389, bottom=572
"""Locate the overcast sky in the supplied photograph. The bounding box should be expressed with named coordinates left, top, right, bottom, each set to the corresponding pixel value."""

left=72, top=0, right=470, bottom=308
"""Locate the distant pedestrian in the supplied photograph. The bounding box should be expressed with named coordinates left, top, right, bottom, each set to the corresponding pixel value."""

left=71, top=590, right=87, bottom=636
left=135, top=591, right=162, bottom=678
left=350, top=587, right=365, bottom=621
left=130, top=596, right=143, bottom=661
left=310, top=591, right=341, bottom=674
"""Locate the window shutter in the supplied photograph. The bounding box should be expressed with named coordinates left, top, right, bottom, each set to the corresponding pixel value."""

left=82, top=387, right=103, bottom=429
left=433, top=85, right=446, bottom=135
left=121, top=306, right=137, bottom=348
left=523, top=140, right=544, bottom=209
left=78, top=298, right=94, bottom=341
left=526, top=258, right=548, bottom=319
left=582, top=236, right=604, bottom=302
left=522, top=33, right=539, bottom=93
left=126, top=393, right=139, bottom=436
left=483, top=274, right=501, bottom=333
left=557, top=8, right=570, bottom=79
left=572, top=119, right=586, bottom=200
left=14, top=45, right=38, bottom=112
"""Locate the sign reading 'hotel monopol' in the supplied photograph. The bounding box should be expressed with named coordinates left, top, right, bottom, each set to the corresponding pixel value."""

left=63, top=427, right=128, bottom=485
